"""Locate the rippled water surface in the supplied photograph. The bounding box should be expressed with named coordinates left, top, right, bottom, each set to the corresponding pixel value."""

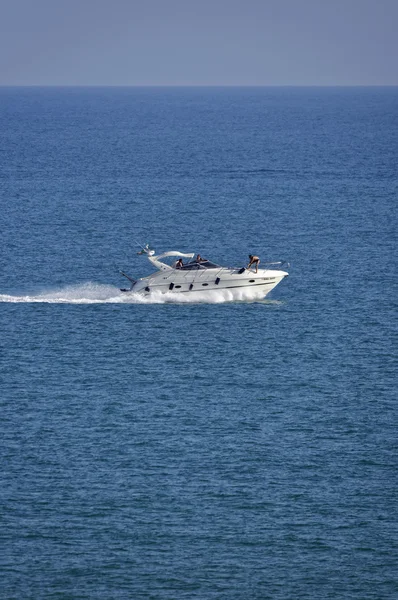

left=1, top=87, right=397, bottom=599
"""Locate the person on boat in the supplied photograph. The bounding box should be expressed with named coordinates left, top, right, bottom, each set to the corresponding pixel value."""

left=176, top=258, right=184, bottom=269
left=196, top=254, right=206, bottom=262
left=247, top=254, right=260, bottom=273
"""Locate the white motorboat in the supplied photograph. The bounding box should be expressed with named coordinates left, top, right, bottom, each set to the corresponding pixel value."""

left=120, top=246, right=288, bottom=297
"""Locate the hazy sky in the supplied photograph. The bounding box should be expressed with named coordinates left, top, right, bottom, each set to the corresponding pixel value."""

left=0, top=0, right=397, bottom=85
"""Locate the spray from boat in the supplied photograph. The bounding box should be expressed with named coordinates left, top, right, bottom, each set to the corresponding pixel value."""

left=0, top=283, right=283, bottom=305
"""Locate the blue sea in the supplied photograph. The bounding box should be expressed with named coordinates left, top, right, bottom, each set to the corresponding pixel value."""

left=1, top=87, right=397, bottom=599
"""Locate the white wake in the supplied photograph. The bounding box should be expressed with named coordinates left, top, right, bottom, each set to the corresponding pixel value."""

left=0, top=282, right=280, bottom=305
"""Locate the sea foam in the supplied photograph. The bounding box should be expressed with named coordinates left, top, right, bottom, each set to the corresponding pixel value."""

left=0, top=282, right=279, bottom=305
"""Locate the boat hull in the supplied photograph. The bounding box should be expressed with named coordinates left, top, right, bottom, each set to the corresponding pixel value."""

left=128, top=269, right=288, bottom=297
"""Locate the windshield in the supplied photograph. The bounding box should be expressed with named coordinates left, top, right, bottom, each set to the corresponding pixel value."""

left=178, top=259, right=220, bottom=270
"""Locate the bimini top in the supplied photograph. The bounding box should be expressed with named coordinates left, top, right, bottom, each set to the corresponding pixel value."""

left=147, top=251, right=193, bottom=272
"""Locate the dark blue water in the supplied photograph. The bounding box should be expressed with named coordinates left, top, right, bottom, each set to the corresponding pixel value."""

left=1, top=87, right=397, bottom=599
